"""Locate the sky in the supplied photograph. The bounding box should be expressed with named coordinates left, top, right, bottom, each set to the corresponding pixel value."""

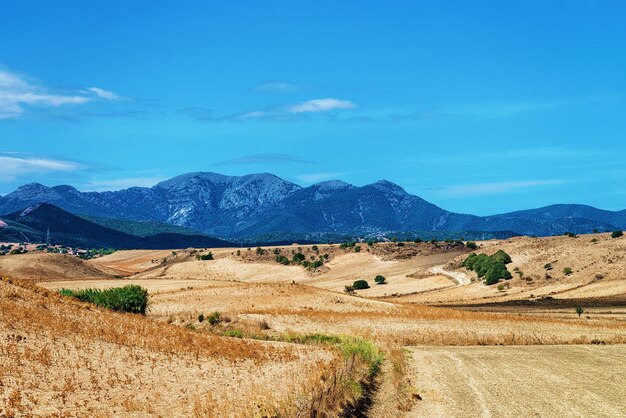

left=1, top=0, right=625, bottom=215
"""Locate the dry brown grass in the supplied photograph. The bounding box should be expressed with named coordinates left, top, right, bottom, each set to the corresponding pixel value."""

left=4, top=234, right=626, bottom=415
left=0, top=276, right=345, bottom=417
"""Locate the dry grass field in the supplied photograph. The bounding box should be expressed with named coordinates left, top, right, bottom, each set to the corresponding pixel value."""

left=2, top=234, right=626, bottom=416
left=0, top=277, right=355, bottom=417
left=404, top=345, right=626, bottom=418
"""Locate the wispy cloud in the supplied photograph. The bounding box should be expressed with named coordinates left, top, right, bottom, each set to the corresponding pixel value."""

left=251, top=81, right=302, bottom=93
left=287, top=98, right=356, bottom=113
left=213, top=153, right=315, bottom=167
left=394, top=96, right=607, bottom=122
left=0, top=68, right=120, bottom=119
left=84, top=87, right=121, bottom=101
left=406, top=148, right=614, bottom=167
left=80, top=176, right=165, bottom=192
left=181, top=98, right=358, bottom=122
left=295, top=172, right=344, bottom=183
left=431, top=180, right=566, bottom=197
left=0, top=154, right=84, bottom=182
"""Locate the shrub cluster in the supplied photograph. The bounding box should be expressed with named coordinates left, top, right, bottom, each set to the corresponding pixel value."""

left=275, top=251, right=328, bottom=270
left=59, top=285, right=149, bottom=314
left=462, top=250, right=513, bottom=285
left=78, top=248, right=116, bottom=260
left=611, top=230, right=623, bottom=239
left=197, top=252, right=214, bottom=260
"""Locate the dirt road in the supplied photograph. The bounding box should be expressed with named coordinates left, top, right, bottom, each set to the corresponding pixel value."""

left=429, top=265, right=471, bottom=286
left=406, top=345, right=626, bottom=417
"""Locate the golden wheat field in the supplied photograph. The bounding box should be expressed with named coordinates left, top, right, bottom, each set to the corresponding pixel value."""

left=2, top=234, right=626, bottom=416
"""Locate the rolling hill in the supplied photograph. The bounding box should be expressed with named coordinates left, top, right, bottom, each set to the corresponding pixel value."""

left=0, top=203, right=236, bottom=249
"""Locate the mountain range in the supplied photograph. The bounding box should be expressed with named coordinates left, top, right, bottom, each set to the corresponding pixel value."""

left=1, top=172, right=625, bottom=241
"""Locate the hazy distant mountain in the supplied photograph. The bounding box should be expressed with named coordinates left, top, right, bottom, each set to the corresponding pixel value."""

left=1, top=203, right=235, bottom=249
left=0, top=172, right=624, bottom=238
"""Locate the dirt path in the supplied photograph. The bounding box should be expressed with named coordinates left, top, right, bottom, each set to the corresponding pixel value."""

left=405, top=345, right=626, bottom=417
left=429, top=266, right=471, bottom=286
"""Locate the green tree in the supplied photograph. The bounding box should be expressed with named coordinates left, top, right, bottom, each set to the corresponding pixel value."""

left=374, top=275, right=387, bottom=285
left=352, top=279, right=370, bottom=290
left=576, top=306, right=584, bottom=318
left=611, top=230, right=623, bottom=239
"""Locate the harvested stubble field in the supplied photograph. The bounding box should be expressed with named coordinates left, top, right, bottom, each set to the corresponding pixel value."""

left=0, top=277, right=352, bottom=417
left=2, top=234, right=626, bottom=416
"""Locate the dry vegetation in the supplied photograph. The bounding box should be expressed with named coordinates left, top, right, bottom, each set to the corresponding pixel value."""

left=1, top=233, right=625, bottom=416
left=0, top=277, right=353, bottom=417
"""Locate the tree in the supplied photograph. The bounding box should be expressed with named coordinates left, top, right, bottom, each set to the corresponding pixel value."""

left=563, top=267, right=573, bottom=276
left=576, top=306, right=584, bottom=318
left=466, top=241, right=478, bottom=250
left=374, top=275, right=386, bottom=285
left=352, top=279, right=370, bottom=290
left=611, top=230, right=623, bottom=239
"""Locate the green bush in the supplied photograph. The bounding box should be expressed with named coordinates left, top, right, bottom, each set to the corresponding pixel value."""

left=354, top=245, right=362, bottom=253
left=611, top=230, right=623, bottom=239
left=59, top=285, right=149, bottom=314
left=224, top=329, right=244, bottom=338
left=462, top=250, right=512, bottom=285
left=275, top=255, right=290, bottom=265
left=466, top=241, right=478, bottom=250
left=207, top=311, right=222, bottom=325
left=491, top=250, right=512, bottom=264
left=563, top=267, right=573, bottom=275
left=352, top=279, right=370, bottom=290
left=292, top=252, right=305, bottom=263
left=374, top=275, right=387, bottom=285
left=198, top=313, right=205, bottom=323
left=307, top=259, right=324, bottom=269
left=576, top=306, right=584, bottom=317
left=199, top=252, right=214, bottom=260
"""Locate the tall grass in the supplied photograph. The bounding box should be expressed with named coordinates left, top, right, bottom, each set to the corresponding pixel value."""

left=59, top=285, right=149, bottom=314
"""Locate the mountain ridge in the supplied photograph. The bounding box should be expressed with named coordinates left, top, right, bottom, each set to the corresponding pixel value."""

left=1, top=172, right=624, bottom=238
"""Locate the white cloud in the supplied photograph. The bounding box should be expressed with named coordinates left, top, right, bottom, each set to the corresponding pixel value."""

left=187, top=97, right=359, bottom=122
left=435, top=180, right=565, bottom=197
left=0, top=68, right=119, bottom=119
left=0, top=155, right=84, bottom=182
left=288, top=98, right=357, bottom=113
left=85, top=87, right=120, bottom=100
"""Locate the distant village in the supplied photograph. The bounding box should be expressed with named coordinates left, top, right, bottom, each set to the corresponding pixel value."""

left=0, top=242, right=115, bottom=259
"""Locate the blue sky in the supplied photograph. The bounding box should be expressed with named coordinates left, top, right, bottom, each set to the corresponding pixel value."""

left=1, top=0, right=625, bottom=215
